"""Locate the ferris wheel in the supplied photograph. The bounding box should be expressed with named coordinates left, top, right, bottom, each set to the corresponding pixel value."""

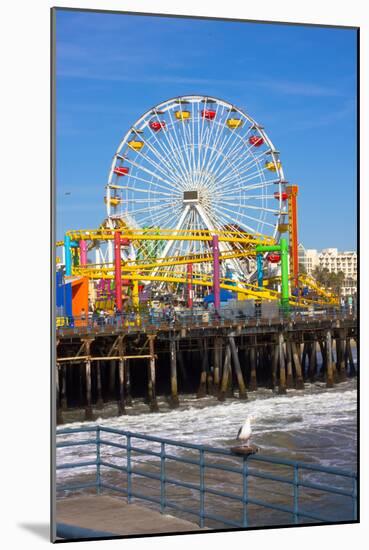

left=105, top=95, right=288, bottom=281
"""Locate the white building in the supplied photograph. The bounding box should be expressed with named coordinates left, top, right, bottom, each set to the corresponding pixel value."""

left=298, top=244, right=319, bottom=274
left=298, top=244, right=357, bottom=296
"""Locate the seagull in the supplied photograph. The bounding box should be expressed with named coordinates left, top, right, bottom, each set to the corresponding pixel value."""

left=236, top=415, right=255, bottom=446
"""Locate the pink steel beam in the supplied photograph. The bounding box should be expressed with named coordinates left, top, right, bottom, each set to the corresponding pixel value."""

left=114, top=231, right=122, bottom=312
left=79, top=240, right=88, bottom=266
left=212, top=235, right=220, bottom=313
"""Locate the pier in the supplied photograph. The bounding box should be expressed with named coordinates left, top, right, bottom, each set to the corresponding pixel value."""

left=56, top=495, right=203, bottom=538
left=56, top=310, right=357, bottom=422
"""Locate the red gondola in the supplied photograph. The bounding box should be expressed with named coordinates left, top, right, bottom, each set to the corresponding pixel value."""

left=201, top=109, right=216, bottom=120
left=274, top=192, right=288, bottom=201
left=249, top=135, right=264, bottom=147
left=121, top=238, right=130, bottom=246
left=149, top=120, right=166, bottom=132
left=113, top=166, right=129, bottom=176
left=268, top=253, right=281, bottom=263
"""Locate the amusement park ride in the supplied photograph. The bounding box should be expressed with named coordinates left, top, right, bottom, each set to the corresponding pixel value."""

left=56, top=95, right=338, bottom=323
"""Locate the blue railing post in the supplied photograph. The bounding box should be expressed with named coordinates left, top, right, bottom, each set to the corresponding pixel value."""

left=199, top=449, right=205, bottom=528
left=293, top=464, right=299, bottom=524
left=96, top=426, right=101, bottom=495
left=242, top=456, right=248, bottom=527
left=127, top=434, right=132, bottom=503
left=160, top=442, right=166, bottom=513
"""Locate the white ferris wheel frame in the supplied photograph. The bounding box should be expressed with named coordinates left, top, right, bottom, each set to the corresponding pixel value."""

left=105, top=95, right=288, bottom=280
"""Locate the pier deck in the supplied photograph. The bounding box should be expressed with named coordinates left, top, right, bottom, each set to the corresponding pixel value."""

left=56, top=495, right=204, bottom=537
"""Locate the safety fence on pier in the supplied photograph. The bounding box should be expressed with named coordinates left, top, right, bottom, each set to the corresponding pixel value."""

left=56, top=427, right=357, bottom=529
left=56, top=304, right=355, bottom=334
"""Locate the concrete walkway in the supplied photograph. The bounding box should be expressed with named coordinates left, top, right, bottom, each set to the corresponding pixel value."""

left=56, top=495, right=205, bottom=537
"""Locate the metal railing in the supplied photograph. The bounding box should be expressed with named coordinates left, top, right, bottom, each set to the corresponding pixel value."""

left=56, top=305, right=356, bottom=335
left=56, top=426, right=357, bottom=529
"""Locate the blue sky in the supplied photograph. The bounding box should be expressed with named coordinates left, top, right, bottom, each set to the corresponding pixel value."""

left=55, top=9, right=357, bottom=250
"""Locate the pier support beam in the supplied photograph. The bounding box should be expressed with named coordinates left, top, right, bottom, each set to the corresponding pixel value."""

left=148, top=336, right=159, bottom=412
left=325, top=330, right=334, bottom=388
left=249, top=345, right=258, bottom=391
left=278, top=332, right=287, bottom=394
left=346, top=338, right=355, bottom=376
left=177, top=345, right=188, bottom=386
left=117, top=338, right=126, bottom=415
left=117, top=359, right=126, bottom=415
left=218, top=343, right=231, bottom=401
left=229, top=335, right=247, bottom=399
left=109, top=362, right=116, bottom=397
left=271, top=344, right=279, bottom=390
left=318, top=339, right=326, bottom=379
left=338, top=330, right=347, bottom=381
left=84, top=340, right=93, bottom=420
left=169, top=337, right=179, bottom=408
left=301, top=343, right=308, bottom=378
left=197, top=339, right=208, bottom=398
left=308, top=340, right=317, bottom=382
left=291, top=341, right=304, bottom=389
left=286, top=341, right=293, bottom=388
left=213, top=337, right=221, bottom=394
left=60, top=365, right=67, bottom=410
left=96, top=361, right=104, bottom=410
left=125, top=359, right=132, bottom=406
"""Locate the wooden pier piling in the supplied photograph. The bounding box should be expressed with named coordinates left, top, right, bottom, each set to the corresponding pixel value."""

left=148, top=336, right=159, bottom=412
left=291, top=341, right=304, bottom=389
left=60, top=365, right=67, bottom=410
left=117, top=337, right=126, bottom=415
left=213, top=336, right=221, bottom=393
left=325, top=330, right=334, bottom=388
left=197, top=339, right=208, bottom=398
left=229, top=334, right=247, bottom=399
left=169, top=337, right=179, bottom=408
left=96, top=361, right=104, bottom=410
left=346, top=337, right=355, bottom=376
left=278, top=332, right=287, bottom=394
left=249, top=343, right=258, bottom=391
left=218, top=343, right=231, bottom=401
left=338, top=329, right=347, bottom=381
left=125, top=359, right=132, bottom=406
left=271, top=343, right=279, bottom=390
left=286, top=340, right=293, bottom=388
left=308, top=340, right=317, bottom=383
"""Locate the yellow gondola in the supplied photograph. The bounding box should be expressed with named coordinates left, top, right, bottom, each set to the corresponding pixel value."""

left=104, top=197, right=121, bottom=207
left=265, top=160, right=281, bottom=171
left=227, top=118, right=243, bottom=129
left=128, top=140, right=144, bottom=151
left=278, top=223, right=289, bottom=233
left=175, top=110, right=191, bottom=120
